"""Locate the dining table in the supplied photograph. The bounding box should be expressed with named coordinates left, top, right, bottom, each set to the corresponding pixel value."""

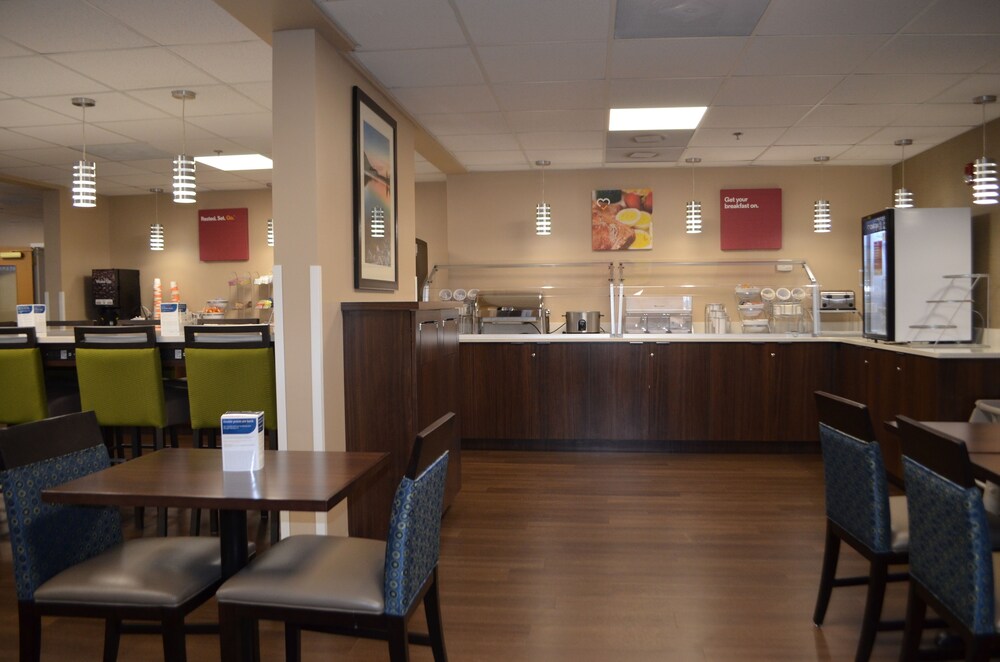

left=42, top=447, right=390, bottom=578
left=884, top=420, right=1000, bottom=484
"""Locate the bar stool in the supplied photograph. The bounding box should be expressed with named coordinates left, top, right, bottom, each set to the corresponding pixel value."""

left=74, top=325, right=190, bottom=534
left=183, top=324, right=278, bottom=541
left=0, top=326, right=80, bottom=425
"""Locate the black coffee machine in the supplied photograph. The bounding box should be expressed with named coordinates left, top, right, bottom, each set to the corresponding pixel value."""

left=90, top=268, right=141, bottom=325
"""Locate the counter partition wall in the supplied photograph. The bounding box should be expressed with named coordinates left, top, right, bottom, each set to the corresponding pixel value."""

left=424, top=259, right=821, bottom=336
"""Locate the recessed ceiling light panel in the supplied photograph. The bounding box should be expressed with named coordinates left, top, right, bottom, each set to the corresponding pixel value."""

left=609, top=107, right=707, bottom=132
left=194, top=154, right=273, bottom=171
left=614, top=0, right=770, bottom=38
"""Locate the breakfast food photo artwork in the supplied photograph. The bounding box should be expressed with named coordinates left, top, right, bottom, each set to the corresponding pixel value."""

left=591, top=188, right=653, bottom=251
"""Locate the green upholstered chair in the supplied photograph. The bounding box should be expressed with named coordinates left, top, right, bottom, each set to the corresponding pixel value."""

left=216, top=413, right=454, bottom=662
left=73, top=325, right=190, bottom=534
left=183, top=324, right=278, bottom=539
left=0, top=411, right=223, bottom=662
left=0, top=327, right=79, bottom=425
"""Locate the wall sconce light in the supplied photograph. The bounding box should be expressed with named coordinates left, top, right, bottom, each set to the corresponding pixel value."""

left=893, top=139, right=914, bottom=208
left=972, top=95, right=998, bottom=206
left=813, top=156, right=831, bottom=233
left=685, top=157, right=702, bottom=233
left=71, top=97, right=96, bottom=208
left=267, top=218, right=274, bottom=247
left=172, top=89, right=197, bottom=204
left=149, top=188, right=164, bottom=251
left=535, top=160, right=552, bottom=235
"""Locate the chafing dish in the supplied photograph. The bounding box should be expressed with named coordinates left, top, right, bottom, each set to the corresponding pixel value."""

left=623, top=295, right=693, bottom=334
left=475, top=292, right=549, bottom=334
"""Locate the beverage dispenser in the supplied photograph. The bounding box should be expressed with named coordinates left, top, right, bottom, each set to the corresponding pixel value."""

left=91, top=268, right=141, bottom=325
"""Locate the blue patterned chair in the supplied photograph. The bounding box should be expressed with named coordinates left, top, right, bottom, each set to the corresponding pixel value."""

left=813, top=391, right=909, bottom=662
left=0, top=411, right=225, bottom=662
left=898, top=417, right=1000, bottom=662
left=216, top=413, right=454, bottom=662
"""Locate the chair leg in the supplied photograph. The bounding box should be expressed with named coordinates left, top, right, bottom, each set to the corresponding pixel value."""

left=423, top=568, right=449, bottom=662
left=856, top=558, right=889, bottom=662
left=219, top=603, right=258, bottom=662
left=813, top=521, right=841, bottom=625
left=284, top=624, right=302, bottom=662
left=102, top=619, right=121, bottom=662
left=17, top=602, right=41, bottom=662
left=161, top=613, right=187, bottom=662
left=898, top=585, right=926, bottom=662
left=387, top=617, right=411, bottom=662
left=967, top=640, right=992, bottom=662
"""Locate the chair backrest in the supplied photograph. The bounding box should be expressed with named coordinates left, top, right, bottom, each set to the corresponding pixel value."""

left=0, top=412, right=123, bottom=601
left=406, top=412, right=456, bottom=479
left=382, top=451, right=450, bottom=617
left=184, top=324, right=275, bottom=429
left=73, top=326, right=166, bottom=427
left=902, top=454, right=995, bottom=634
left=818, top=422, right=893, bottom=552
left=0, top=327, right=47, bottom=424
left=815, top=391, right=876, bottom=441
left=199, top=317, right=261, bottom=325
left=897, top=415, right=976, bottom=488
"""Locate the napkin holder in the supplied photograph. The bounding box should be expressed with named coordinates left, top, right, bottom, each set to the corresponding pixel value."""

left=221, top=411, right=265, bottom=471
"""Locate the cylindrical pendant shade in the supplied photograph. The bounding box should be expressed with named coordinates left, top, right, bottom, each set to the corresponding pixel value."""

left=149, top=223, right=165, bottom=251
left=685, top=200, right=702, bottom=233
left=72, top=160, right=96, bottom=208
left=173, top=155, right=196, bottom=203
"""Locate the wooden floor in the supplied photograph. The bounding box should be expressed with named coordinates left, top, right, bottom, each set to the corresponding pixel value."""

left=0, top=449, right=928, bottom=661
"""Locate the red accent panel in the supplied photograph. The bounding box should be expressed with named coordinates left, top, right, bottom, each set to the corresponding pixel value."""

left=720, top=188, right=782, bottom=250
left=199, top=208, right=249, bottom=261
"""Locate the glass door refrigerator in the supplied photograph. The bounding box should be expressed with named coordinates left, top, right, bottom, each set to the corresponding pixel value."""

left=862, top=207, right=973, bottom=343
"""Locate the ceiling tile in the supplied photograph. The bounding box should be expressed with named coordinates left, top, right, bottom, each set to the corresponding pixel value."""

left=97, top=117, right=214, bottom=144
left=756, top=0, right=934, bottom=35
left=929, top=75, right=1000, bottom=104
left=126, top=85, right=268, bottom=117
left=31, top=92, right=168, bottom=122
left=736, top=36, right=886, bottom=76
left=478, top=43, right=606, bottom=84
left=689, top=127, right=786, bottom=147
left=0, top=0, right=154, bottom=52
left=611, top=38, right=747, bottom=78
left=701, top=105, right=812, bottom=128
left=317, top=0, right=466, bottom=50
left=88, top=0, right=259, bottom=45
left=608, top=78, right=722, bottom=107
left=891, top=104, right=987, bottom=126
left=615, top=0, right=769, bottom=38
left=606, top=130, right=694, bottom=148
left=186, top=112, right=271, bottom=139
left=862, top=125, right=972, bottom=144
left=524, top=148, right=604, bottom=165
left=518, top=131, right=605, bottom=150
left=0, top=128, right=59, bottom=150
left=858, top=36, right=1000, bottom=74
left=417, top=112, right=510, bottom=136
left=678, top=145, right=765, bottom=161
left=170, top=41, right=272, bottom=84
left=50, top=48, right=218, bottom=91
left=4, top=146, right=83, bottom=166
left=776, top=126, right=881, bottom=145
left=796, top=104, right=913, bottom=127
left=904, top=0, right=1000, bottom=34
left=14, top=122, right=138, bottom=147
left=451, top=150, right=528, bottom=166
left=0, top=99, right=82, bottom=127
left=457, top=0, right=611, bottom=44
left=838, top=144, right=915, bottom=160
left=391, top=86, right=499, bottom=115
left=0, top=165, right=71, bottom=183
left=493, top=81, right=608, bottom=112
left=714, top=76, right=841, bottom=106
left=0, top=56, right=108, bottom=97
left=505, top=109, right=606, bottom=133
left=0, top=36, right=32, bottom=57
left=756, top=145, right=852, bottom=161
left=825, top=74, right=963, bottom=104
left=355, top=48, right=483, bottom=88
left=437, top=133, right=521, bottom=152
left=604, top=146, right=686, bottom=163
left=232, top=82, right=272, bottom=110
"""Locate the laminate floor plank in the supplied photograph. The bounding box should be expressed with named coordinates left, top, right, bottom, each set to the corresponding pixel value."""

left=0, top=449, right=925, bottom=661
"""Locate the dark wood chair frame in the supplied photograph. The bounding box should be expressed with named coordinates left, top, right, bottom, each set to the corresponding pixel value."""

left=813, top=391, right=910, bottom=662
left=218, top=412, right=455, bottom=662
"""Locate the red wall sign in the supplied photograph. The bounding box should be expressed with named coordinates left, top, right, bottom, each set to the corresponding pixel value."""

left=719, top=188, right=782, bottom=250
left=198, top=208, right=249, bottom=262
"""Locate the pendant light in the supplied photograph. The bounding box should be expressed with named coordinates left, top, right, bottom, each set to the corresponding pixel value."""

left=535, top=160, right=552, bottom=235
left=149, top=188, right=164, bottom=251
left=893, top=139, right=914, bottom=208
left=267, top=218, right=275, bottom=247
left=813, top=156, right=831, bottom=233
left=684, top=157, right=702, bottom=233
left=972, top=95, right=998, bottom=206
left=172, top=89, right=197, bottom=204
left=71, top=97, right=96, bottom=208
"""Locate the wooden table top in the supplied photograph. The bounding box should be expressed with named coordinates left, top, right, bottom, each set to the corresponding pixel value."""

left=915, top=422, right=1000, bottom=454
left=43, top=448, right=390, bottom=512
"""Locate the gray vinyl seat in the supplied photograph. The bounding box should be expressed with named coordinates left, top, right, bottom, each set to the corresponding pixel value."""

left=0, top=411, right=224, bottom=662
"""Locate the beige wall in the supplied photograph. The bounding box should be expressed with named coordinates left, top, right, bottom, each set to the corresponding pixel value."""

left=415, top=181, right=449, bottom=288
left=442, top=166, right=889, bottom=323
left=106, top=189, right=273, bottom=315
left=46, top=188, right=111, bottom=319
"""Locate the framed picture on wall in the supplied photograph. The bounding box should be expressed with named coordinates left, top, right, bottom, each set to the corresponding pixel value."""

left=352, top=86, right=398, bottom=291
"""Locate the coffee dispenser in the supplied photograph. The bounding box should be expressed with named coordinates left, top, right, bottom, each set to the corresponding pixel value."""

left=90, top=268, right=141, bottom=325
